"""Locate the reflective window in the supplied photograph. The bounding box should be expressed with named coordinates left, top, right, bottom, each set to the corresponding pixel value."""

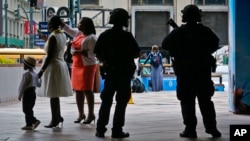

left=132, top=0, right=173, bottom=5
left=194, top=0, right=228, bottom=5
left=131, top=0, right=140, bottom=5
left=194, top=0, right=203, bottom=5
left=143, top=0, right=163, bottom=5
left=81, top=0, right=99, bottom=5
left=165, top=0, right=174, bottom=5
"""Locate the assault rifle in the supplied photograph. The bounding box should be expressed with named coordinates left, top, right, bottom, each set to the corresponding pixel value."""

left=167, top=18, right=178, bottom=29
left=166, top=18, right=217, bottom=72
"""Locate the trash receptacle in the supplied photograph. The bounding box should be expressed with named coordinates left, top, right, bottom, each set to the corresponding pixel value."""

left=223, top=55, right=228, bottom=65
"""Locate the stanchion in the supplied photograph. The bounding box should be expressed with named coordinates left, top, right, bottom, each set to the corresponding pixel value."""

left=128, top=90, right=134, bottom=104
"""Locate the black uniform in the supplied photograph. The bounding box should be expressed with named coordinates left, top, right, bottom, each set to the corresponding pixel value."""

left=162, top=23, right=220, bottom=136
left=94, top=26, right=140, bottom=135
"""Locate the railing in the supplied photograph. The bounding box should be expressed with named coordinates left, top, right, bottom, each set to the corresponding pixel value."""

left=0, top=48, right=45, bottom=103
left=0, top=48, right=45, bottom=64
left=140, top=64, right=224, bottom=91
left=0, top=48, right=102, bottom=103
left=140, top=64, right=174, bottom=77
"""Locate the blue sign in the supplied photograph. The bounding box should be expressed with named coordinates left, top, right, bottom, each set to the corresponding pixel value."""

left=34, top=40, right=46, bottom=47
left=39, top=22, right=48, bottom=30
left=35, top=32, right=50, bottom=39
left=34, top=34, right=40, bottom=40
left=34, top=32, right=49, bottom=47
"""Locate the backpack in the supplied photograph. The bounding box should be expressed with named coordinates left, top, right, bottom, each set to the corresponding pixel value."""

left=132, top=78, right=146, bottom=93
left=150, top=53, right=161, bottom=68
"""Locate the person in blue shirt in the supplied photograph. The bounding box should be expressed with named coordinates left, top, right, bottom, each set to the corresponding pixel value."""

left=144, top=45, right=163, bottom=91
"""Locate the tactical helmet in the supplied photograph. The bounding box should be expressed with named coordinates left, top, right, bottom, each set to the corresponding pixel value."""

left=181, top=5, right=201, bottom=23
left=109, top=8, right=130, bottom=27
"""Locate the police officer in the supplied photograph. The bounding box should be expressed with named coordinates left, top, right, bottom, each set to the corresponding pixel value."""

left=94, top=8, right=140, bottom=138
left=162, top=5, right=221, bottom=138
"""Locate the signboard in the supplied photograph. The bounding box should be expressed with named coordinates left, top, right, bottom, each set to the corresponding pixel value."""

left=39, top=22, right=48, bottom=30
left=24, top=20, right=37, bottom=35
left=34, top=40, right=46, bottom=47
left=34, top=31, right=50, bottom=47
left=57, top=6, right=70, bottom=18
left=35, top=31, right=50, bottom=38
left=47, top=7, right=58, bottom=17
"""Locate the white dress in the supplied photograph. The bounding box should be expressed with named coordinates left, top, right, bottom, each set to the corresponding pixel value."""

left=42, top=31, right=73, bottom=98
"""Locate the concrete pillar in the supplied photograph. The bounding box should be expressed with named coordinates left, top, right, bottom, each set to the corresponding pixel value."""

left=228, top=0, right=250, bottom=114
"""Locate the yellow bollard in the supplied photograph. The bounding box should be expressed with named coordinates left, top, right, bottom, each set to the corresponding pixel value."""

left=128, top=90, right=134, bottom=104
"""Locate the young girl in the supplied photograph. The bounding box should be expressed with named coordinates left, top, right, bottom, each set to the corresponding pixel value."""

left=18, top=56, right=42, bottom=130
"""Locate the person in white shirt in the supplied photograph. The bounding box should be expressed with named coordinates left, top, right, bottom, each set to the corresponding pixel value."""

left=18, top=56, right=42, bottom=130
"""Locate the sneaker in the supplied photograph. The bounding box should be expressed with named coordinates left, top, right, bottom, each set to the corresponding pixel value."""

left=21, top=126, right=33, bottom=130
left=33, top=120, right=41, bottom=129
left=111, top=132, right=130, bottom=138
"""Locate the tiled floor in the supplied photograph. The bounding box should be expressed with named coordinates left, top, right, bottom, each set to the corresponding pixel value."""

left=0, top=91, right=248, bottom=141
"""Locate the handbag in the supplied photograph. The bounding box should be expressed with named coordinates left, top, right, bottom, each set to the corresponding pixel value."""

left=64, top=41, right=73, bottom=63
